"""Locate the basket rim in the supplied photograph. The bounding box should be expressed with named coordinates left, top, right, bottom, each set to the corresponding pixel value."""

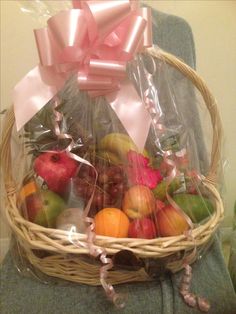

left=5, top=179, right=224, bottom=259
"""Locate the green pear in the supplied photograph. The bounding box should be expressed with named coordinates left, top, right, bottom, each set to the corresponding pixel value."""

left=172, top=193, right=214, bottom=223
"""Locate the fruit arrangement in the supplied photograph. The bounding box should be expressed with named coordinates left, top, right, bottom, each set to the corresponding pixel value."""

left=19, top=125, right=215, bottom=240
left=2, top=2, right=224, bottom=308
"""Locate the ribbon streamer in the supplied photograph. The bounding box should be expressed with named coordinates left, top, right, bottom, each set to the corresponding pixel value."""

left=141, top=58, right=210, bottom=312
left=13, top=0, right=153, bottom=151
left=180, top=264, right=210, bottom=312
left=50, top=97, right=123, bottom=307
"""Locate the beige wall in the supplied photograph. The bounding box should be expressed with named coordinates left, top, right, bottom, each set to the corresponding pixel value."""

left=1, top=1, right=236, bottom=231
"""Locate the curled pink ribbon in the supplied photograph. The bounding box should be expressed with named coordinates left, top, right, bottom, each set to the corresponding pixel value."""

left=180, top=264, right=210, bottom=312
left=142, top=61, right=210, bottom=312
left=13, top=0, right=153, bottom=151
left=49, top=97, right=124, bottom=306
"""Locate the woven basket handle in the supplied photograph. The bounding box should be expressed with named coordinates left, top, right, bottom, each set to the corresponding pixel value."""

left=1, top=49, right=222, bottom=192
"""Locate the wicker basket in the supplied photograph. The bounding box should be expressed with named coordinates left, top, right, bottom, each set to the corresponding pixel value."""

left=0, top=48, right=224, bottom=286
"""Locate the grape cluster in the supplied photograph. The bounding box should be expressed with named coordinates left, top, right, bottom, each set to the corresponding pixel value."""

left=74, top=164, right=127, bottom=213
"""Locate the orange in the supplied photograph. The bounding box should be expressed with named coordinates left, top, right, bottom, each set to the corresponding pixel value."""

left=94, top=208, right=130, bottom=238
left=19, top=181, right=38, bottom=201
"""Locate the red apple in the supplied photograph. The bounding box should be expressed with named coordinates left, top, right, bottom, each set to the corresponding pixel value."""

left=151, top=199, right=166, bottom=219
left=156, top=199, right=165, bottom=211
left=34, top=151, right=79, bottom=194
left=150, top=199, right=166, bottom=227
left=129, top=218, right=157, bottom=239
left=23, top=192, right=41, bottom=222
left=122, top=185, right=155, bottom=219
left=154, top=205, right=189, bottom=237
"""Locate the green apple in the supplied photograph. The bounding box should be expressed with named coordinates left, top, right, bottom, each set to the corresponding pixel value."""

left=25, top=189, right=66, bottom=228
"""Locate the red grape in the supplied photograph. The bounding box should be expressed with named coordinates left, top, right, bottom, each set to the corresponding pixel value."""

left=74, top=163, right=127, bottom=210
left=107, top=166, right=119, bottom=177
left=92, top=192, right=103, bottom=207
left=98, top=173, right=109, bottom=184
left=112, top=173, right=124, bottom=184
left=110, top=184, right=120, bottom=195
left=103, top=194, right=114, bottom=207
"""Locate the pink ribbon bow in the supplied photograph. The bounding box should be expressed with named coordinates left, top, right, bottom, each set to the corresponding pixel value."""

left=13, top=0, right=153, bottom=150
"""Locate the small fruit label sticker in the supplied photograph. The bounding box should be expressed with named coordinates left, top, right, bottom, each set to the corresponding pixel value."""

left=35, top=175, right=48, bottom=190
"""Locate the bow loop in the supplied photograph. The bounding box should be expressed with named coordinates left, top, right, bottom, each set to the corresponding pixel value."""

left=48, top=10, right=87, bottom=49
left=119, top=15, right=146, bottom=61
left=82, top=0, right=131, bottom=43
